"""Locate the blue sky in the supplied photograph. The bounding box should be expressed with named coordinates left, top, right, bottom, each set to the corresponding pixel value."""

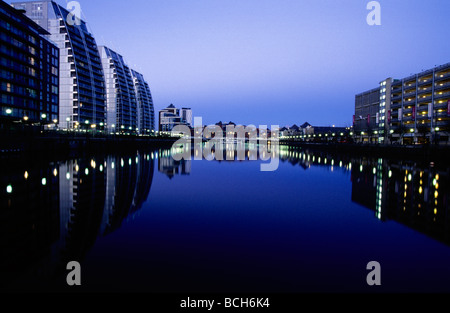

left=15, top=0, right=450, bottom=127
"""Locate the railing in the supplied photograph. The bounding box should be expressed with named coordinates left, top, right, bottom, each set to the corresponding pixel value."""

left=434, top=83, right=450, bottom=91
left=435, top=72, right=450, bottom=81
left=434, top=91, right=450, bottom=100
left=417, top=95, right=432, bottom=103
left=404, top=90, right=416, bottom=97
left=417, top=88, right=432, bottom=95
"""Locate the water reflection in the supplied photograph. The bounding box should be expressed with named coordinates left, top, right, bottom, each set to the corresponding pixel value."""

left=278, top=145, right=450, bottom=245
left=158, top=152, right=191, bottom=179
left=0, top=151, right=155, bottom=289
left=157, top=145, right=450, bottom=245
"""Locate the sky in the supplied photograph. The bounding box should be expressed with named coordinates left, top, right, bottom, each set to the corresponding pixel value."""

left=11, top=0, right=450, bottom=127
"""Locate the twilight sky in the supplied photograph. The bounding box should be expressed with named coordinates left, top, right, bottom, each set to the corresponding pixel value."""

left=16, top=0, right=450, bottom=127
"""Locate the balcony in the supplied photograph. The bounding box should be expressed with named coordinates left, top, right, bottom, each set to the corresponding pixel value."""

left=404, top=90, right=416, bottom=98
left=418, top=79, right=432, bottom=87
left=434, top=91, right=450, bottom=100
left=435, top=120, right=450, bottom=127
left=417, top=87, right=432, bottom=95
left=435, top=110, right=449, bottom=118
left=417, top=95, right=432, bottom=103
left=434, top=102, right=448, bottom=110
left=390, top=101, right=402, bottom=109
left=435, top=72, right=450, bottom=82
left=435, top=82, right=450, bottom=91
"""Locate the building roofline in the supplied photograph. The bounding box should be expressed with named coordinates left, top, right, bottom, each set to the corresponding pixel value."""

left=2, top=0, right=50, bottom=35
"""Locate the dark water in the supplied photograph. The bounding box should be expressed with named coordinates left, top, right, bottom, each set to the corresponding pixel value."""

left=1, top=145, right=449, bottom=293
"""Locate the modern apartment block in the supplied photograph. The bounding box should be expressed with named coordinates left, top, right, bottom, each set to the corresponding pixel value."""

left=180, top=107, right=193, bottom=127
left=159, top=104, right=183, bottom=132
left=131, top=69, right=155, bottom=134
left=1, top=0, right=59, bottom=126
left=99, top=46, right=137, bottom=134
left=354, top=63, right=450, bottom=144
left=12, top=0, right=106, bottom=130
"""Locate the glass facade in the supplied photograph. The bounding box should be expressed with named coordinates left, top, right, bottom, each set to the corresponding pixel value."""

left=13, top=0, right=106, bottom=130
left=100, top=46, right=137, bottom=134
left=131, top=69, right=155, bottom=134
left=0, top=0, right=59, bottom=125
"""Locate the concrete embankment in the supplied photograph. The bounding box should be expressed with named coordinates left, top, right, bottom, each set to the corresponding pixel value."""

left=0, top=131, right=177, bottom=157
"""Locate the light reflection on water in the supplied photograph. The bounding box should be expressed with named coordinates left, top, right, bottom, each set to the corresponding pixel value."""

left=1, top=145, right=449, bottom=292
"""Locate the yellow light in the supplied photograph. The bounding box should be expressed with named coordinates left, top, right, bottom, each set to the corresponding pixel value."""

left=435, top=191, right=438, bottom=198
left=419, top=187, right=423, bottom=194
left=434, top=209, right=437, bottom=215
left=24, top=116, right=29, bottom=121
left=24, top=171, right=29, bottom=180
left=53, top=169, right=58, bottom=177
left=436, top=174, right=439, bottom=180
left=75, top=165, right=79, bottom=172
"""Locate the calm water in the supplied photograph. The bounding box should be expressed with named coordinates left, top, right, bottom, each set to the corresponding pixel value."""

left=1, top=145, right=449, bottom=293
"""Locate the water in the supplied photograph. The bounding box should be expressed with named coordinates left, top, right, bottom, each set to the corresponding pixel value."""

left=1, top=145, right=449, bottom=293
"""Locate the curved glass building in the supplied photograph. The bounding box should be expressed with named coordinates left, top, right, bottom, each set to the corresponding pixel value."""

left=12, top=0, right=106, bottom=130
left=131, top=69, right=155, bottom=134
left=100, top=46, right=137, bottom=134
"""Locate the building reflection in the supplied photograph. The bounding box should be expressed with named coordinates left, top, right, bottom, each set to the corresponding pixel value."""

left=158, top=149, right=191, bottom=179
left=351, top=158, right=449, bottom=244
left=278, top=145, right=450, bottom=245
left=0, top=151, right=155, bottom=289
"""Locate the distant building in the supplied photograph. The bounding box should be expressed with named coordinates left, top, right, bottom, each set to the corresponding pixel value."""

left=180, top=108, right=193, bottom=127
left=280, top=122, right=350, bottom=142
left=1, top=0, right=59, bottom=126
left=159, top=104, right=191, bottom=132
left=13, top=0, right=106, bottom=130
left=354, top=63, right=450, bottom=145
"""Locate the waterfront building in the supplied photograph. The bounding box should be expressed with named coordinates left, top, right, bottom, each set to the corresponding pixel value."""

left=280, top=122, right=351, bottom=142
left=131, top=69, right=155, bottom=134
left=99, top=46, right=137, bottom=134
left=0, top=0, right=59, bottom=126
left=13, top=0, right=106, bottom=130
left=180, top=107, right=192, bottom=127
left=159, top=104, right=185, bottom=132
left=354, top=63, right=450, bottom=144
